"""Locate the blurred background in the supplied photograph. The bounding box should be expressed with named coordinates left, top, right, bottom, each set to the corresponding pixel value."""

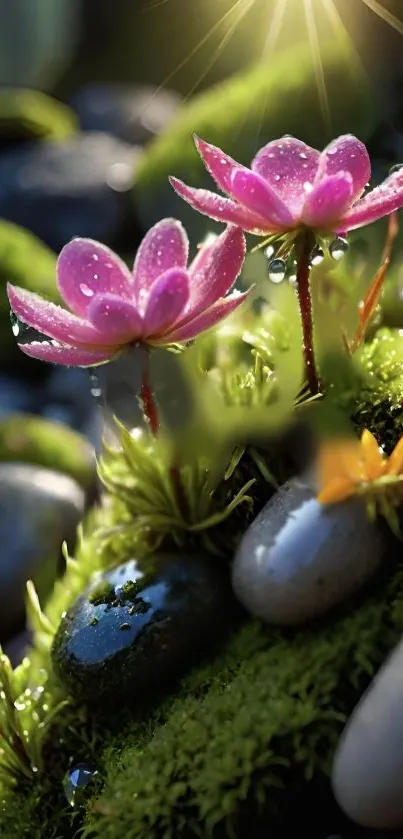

left=1, top=0, right=403, bottom=661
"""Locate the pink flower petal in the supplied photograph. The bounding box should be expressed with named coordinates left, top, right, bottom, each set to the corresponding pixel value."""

left=132, top=218, right=189, bottom=309
left=169, top=177, right=275, bottom=234
left=143, top=268, right=190, bottom=337
left=251, top=137, right=320, bottom=216
left=194, top=135, right=243, bottom=194
left=316, top=134, right=371, bottom=200
left=17, top=342, right=114, bottom=367
left=57, top=238, right=133, bottom=317
left=87, top=293, right=143, bottom=342
left=7, top=284, right=110, bottom=346
left=230, top=169, right=295, bottom=227
left=160, top=290, right=250, bottom=343
left=339, top=167, right=403, bottom=231
left=187, top=226, right=245, bottom=317
left=302, top=172, right=353, bottom=228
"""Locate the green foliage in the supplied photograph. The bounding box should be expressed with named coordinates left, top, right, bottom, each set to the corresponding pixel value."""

left=353, top=328, right=403, bottom=452
left=0, top=88, right=77, bottom=144
left=5, top=245, right=403, bottom=837
left=0, top=414, right=95, bottom=489
left=134, top=43, right=374, bottom=241
left=0, top=221, right=58, bottom=358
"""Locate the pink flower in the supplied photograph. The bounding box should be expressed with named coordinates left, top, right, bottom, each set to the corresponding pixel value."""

left=7, top=219, right=248, bottom=367
left=170, top=134, right=403, bottom=236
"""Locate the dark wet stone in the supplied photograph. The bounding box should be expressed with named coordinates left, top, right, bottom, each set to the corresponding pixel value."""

left=0, top=462, right=85, bottom=640
left=63, top=763, right=98, bottom=808
left=0, top=133, right=142, bottom=251
left=0, top=374, right=36, bottom=418
left=52, top=553, right=241, bottom=707
left=232, top=476, right=387, bottom=626
left=70, top=84, right=181, bottom=146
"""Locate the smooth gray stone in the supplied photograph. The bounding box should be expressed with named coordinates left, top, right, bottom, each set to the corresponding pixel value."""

left=0, top=462, right=85, bottom=639
left=70, top=84, right=182, bottom=146
left=0, top=133, right=142, bottom=250
left=332, top=636, right=403, bottom=829
left=232, top=476, right=385, bottom=626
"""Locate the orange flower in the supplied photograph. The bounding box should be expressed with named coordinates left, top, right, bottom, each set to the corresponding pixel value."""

left=317, top=429, right=403, bottom=506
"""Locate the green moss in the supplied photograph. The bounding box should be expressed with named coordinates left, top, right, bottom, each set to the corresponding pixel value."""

left=2, top=557, right=403, bottom=839
left=134, top=44, right=374, bottom=240
left=4, top=316, right=403, bottom=836
left=0, top=414, right=94, bottom=489
left=0, top=221, right=58, bottom=358
left=353, top=328, right=403, bottom=452
left=0, top=88, right=77, bottom=145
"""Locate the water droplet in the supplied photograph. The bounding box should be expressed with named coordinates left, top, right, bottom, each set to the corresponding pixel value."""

left=10, top=311, right=43, bottom=344
left=329, top=236, right=348, bottom=261
left=288, top=273, right=297, bottom=286
left=264, top=244, right=275, bottom=259
left=63, top=763, right=98, bottom=808
left=299, top=152, right=308, bottom=160
left=268, top=258, right=286, bottom=283
left=389, top=163, right=403, bottom=175
left=274, top=174, right=281, bottom=181
left=10, top=311, right=22, bottom=337
left=310, top=245, right=324, bottom=266
left=79, top=283, right=94, bottom=298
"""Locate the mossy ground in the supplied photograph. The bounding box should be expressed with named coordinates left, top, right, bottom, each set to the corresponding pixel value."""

left=2, top=275, right=403, bottom=838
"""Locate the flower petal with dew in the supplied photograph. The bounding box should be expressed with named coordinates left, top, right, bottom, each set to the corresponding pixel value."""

left=171, top=133, right=403, bottom=238
left=8, top=220, right=249, bottom=367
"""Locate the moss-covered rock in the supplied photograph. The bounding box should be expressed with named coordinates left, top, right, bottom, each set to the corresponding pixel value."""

left=2, top=541, right=403, bottom=839
left=134, top=44, right=375, bottom=242
left=0, top=88, right=77, bottom=147
left=0, top=414, right=94, bottom=490
left=0, top=220, right=58, bottom=360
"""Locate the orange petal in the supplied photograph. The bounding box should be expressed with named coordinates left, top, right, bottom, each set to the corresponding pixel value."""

left=387, top=434, right=403, bottom=475
left=318, top=438, right=362, bottom=488
left=317, top=477, right=356, bottom=505
left=361, top=429, right=386, bottom=480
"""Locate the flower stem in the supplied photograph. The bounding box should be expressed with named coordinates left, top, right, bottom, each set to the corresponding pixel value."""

left=140, top=362, right=159, bottom=435
left=140, top=355, right=188, bottom=519
left=295, top=232, right=320, bottom=396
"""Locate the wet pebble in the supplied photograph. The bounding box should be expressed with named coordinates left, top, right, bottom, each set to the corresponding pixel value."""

left=0, top=133, right=142, bottom=251
left=332, top=635, right=403, bottom=829
left=232, top=476, right=386, bottom=626
left=0, top=462, right=85, bottom=640
left=52, top=553, right=241, bottom=707
left=70, top=84, right=182, bottom=146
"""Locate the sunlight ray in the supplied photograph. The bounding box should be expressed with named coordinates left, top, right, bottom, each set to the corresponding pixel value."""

left=361, top=0, right=403, bottom=36
left=303, top=0, right=332, bottom=136
left=262, top=0, right=289, bottom=55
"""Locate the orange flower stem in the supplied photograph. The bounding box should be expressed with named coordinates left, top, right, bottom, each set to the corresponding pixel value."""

left=295, top=231, right=321, bottom=396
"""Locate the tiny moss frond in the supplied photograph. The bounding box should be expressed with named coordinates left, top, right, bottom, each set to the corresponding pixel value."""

left=0, top=648, right=67, bottom=789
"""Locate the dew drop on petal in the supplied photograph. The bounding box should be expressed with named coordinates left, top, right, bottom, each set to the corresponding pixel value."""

left=310, top=245, right=324, bottom=266
left=268, top=258, right=286, bottom=283
left=79, top=283, right=95, bottom=297
left=329, top=236, right=348, bottom=261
